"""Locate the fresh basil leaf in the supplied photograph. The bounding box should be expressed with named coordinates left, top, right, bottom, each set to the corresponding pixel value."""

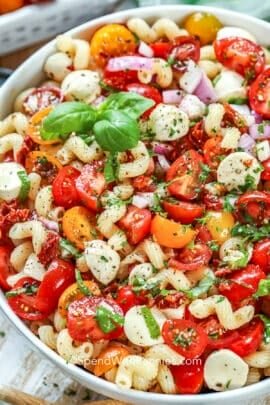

left=75, top=269, right=92, bottom=296
left=40, top=102, right=96, bottom=141
left=254, top=279, right=270, bottom=298
left=227, top=97, right=248, bottom=105
left=183, top=273, right=216, bottom=300
left=259, top=314, right=270, bottom=343
left=17, top=171, right=30, bottom=201
left=93, top=110, right=140, bottom=152
left=231, top=223, right=270, bottom=242
left=99, top=92, right=155, bottom=120
left=96, top=306, right=124, bottom=333
left=6, top=284, right=38, bottom=298
left=104, top=152, right=119, bottom=183
left=77, top=133, right=95, bottom=146
left=141, top=306, right=160, bottom=339
left=60, top=238, right=82, bottom=259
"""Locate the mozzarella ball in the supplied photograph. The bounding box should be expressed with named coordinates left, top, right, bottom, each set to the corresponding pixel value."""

left=217, top=152, right=261, bottom=191
left=128, top=263, right=154, bottom=285
left=124, top=305, right=166, bottom=346
left=219, top=237, right=253, bottom=268
left=217, top=26, right=257, bottom=43
left=204, top=349, right=249, bottom=391
left=61, top=70, right=101, bottom=103
left=0, top=162, right=26, bottom=202
left=84, top=240, right=120, bottom=285
left=149, top=104, right=189, bottom=141
left=179, top=95, right=206, bottom=120
left=44, top=52, right=72, bottom=82
left=214, top=70, right=246, bottom=102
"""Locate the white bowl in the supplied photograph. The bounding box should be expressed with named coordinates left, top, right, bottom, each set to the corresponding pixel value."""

left=0, top=5, right=270, bottom=404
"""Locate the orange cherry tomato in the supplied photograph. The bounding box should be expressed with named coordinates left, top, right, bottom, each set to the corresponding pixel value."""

left=183, top=12, right=222, bottom=45
left=151, top=215, right=196, bottom=248
left=90, top=24, right=136, bottom=68
left=62, top=206, right=98, bottom=250
left=0, top=0, right=23, bottom=14
left=93, top=345, right=130, bottom=376
left=25, top=151, right=62, bottom=186
left=27, top=107, right=60, bottom=145
left=58, top=281, right=101, bottom=317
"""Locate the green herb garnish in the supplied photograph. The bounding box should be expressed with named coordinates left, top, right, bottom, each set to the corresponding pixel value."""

left=60, top=238, right=82, bottom=259
left=17, top=171, right=30, bottom=201
left=182, top=273, right=216, bottom=300
left=141, top=306, right=160, bottom=339
left=75, top=269, right=92, bottom=296
left=95, top=306, right=124, bottom=333
left=254, top=279, right=270, bottom=298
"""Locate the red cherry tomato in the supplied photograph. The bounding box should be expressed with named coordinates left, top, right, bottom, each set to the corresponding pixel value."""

left=75, top=161, right=106, bottom=212
left=218, top=264, right=265, bottom=305
left=252, top=239, right=270, bottom=273
left=36, top=259, right=75, bottom=314
left=223, top=103, right=248, bottom=134
left=236, top=191, right=270, bottom=225
left=249, top=68, right=270, bottom=119
left=126, top=83, right=162, bottom=118
left=169, top=243, right=212, bottom=271
left=37, top=231, right=60, bottom=267
left=203, top=192, right=223, bottom=211
left=150, top=41, right=172, bottom=58
left=198, top=316, right=239, bottom=350
left=228, top=318, right=264, bottom=357
left=170, top=362, right=204, bottom=394
left=162, top=319, right=208, bottom=358
left=166, top=150, right=204, bottom=200
left=195, top=225, right=212, bottom=244
left=214, top=37, right=265, bottom=81
left=163, top=200, right=204, bottom=224
left=132, top=175, right=155, bottom=192
left=23, top=87, right=63, bottom=116
left=7, top=277, right=49, bottom=321
left=188, top=120, right=208, bottom=150
left=262, top=159, right=270, bottom=180
left=52, top=166, right=80, bottom=209
left=67, top=296, right=124, bottom=342
left=0, top=245, right=14, bottom=291
left=116, top=285, right=139, bottom=313
left=103, top=68, right=138, bottom=91
left=170, top=36, right=201, bottom=66
left=203, top=137, right=226, bottom=170
left=118, top=205, right=152, bottom=245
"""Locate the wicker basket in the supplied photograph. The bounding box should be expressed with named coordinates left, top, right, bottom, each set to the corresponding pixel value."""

left=0, top=0, right=121, bottom=56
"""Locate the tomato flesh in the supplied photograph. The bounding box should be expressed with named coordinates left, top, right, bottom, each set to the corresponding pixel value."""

left=228, top=318, right=264, bottom=357
left=52, top=166, right=80, bottom=209
left=118, top=205, right=152, bottom=244
left=169, top=243, right=212, bottom=272
left=163, top=200, right=204, bottom=224
left=249, top=68, right=270, bottom=119
left=252, top=239, right=270, bottom=273
left=23, top=87, right=63, bottom=116
left=236, top=191, right=270, bottom=225
left=170, top=362, right=204, bottom=394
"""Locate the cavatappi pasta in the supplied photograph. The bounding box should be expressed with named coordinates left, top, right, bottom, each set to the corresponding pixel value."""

left=1, top=11, right=270, bottom=397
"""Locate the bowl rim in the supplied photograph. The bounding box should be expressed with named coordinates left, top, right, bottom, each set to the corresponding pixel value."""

left=1, top=4, right=270, bottom=403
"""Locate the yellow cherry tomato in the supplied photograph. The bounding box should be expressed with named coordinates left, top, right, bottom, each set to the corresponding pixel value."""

left=205, top=211, right=235, bottom=244
left=27, top=107, right=60, bottom=145
left=183, top=12, right=223, bottom=45
left=151, top=215, right=196, bottom=249
left=90, top=24, right=136, bottom=68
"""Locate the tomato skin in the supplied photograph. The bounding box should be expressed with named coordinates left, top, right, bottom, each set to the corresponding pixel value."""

left=169, top=243, right=212, bottom=272
left=103, top=69, right=138, bottom=91
left=126, top=83, right=162, bottom=118
left=23, top=87, right=63, bottom=116
left=262, top=159, right=270, bottom=181
left=52, top=166, right=80, bottom=209
left=171, top=36, right=200, bottom=65
left=116, top=286, right=139, bottom=313
left=166, top=150, right=204, bottom=200
left=162, top=319, right=208, bottom=358
left=249, top=68, right=270, bottom=119
left=252, top=239, right=270, bottom=273
left=236, top=191, right=270, bottom=225
left=188, top=120, right=208, bottom=150
left=228, top=319, right=264, bottom=357
left=36, top=259, right=75, bottom=314
left=203, top=137, right=225, bottom=170
left=118, top=205, right=152, bottom=245
left=218, top=264, right=265, bottom=305
left=75, top=162, right=106, bottom=212
left=163, top=200, right=204, bottom=224
left=183, top=12, right=222, bottom=46
left=0, top=245, right=14, bottom=291
left=214, top=37, right=265, bottom=81
left=199, top=316, right=239, bottom=350
left=151, top=41, right=172, bottom=58
left=67, top=296, right=124, bottom=342
left=170, top=362, right=204, bottom=394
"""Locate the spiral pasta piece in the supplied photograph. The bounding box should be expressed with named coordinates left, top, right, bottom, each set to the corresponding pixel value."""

left=0, top=133, right=24, bottom=161
left=127, top=18, right=187, bottom=43
left=138, top=58, right=173, bottom=88
left=38, top=325, right=58, bottom=350
left=0, top=112, right=28, bottom=137
left=9, top=220, right=47, bottom=255
left=56, top=135, right=102, bottom=164
left=56, top=329, right=93, bottom=365
left=118, top=141, right=150, bottom=180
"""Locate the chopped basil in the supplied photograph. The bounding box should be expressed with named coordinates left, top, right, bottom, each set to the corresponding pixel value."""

left=212, top=74, right=221, bottom=87
left=6, top=284, right=38, bottom=298
left=17, top=171, right=30, bottom=201
left=199, top=163, right=211, bottom=183
left=77, top=133, right=95, bottom=145
left=104, top=152, right=119, bottom=183
left=238, top=174, right=257, bottom=192
left=75, top=269, right=92, bottom=296
left=60, top=238, right=82, bottom=259
left=182, top=273, right=216, bottom=300
left=231, top=223, right=270, bottom=242
left=258, top=314, right=270, bottom=344
left=227, top=97, right=248, bottom=105
left=223, top=195, right=235, bottom=213
left=95, top=306, right=124, bottom=333
left=141, top=306, right=160, bottom=339
left=254, top=279, right=270, bottom=298
left=207, top=240, right=219, bottom=252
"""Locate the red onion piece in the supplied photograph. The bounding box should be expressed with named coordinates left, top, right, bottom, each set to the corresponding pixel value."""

left=153, top=142, right=173, bottom=156
left=132, top=193, right=154, bottom=209
left=179, top=61, right=203, bottom=94
left=138, top=41, right=154, bottom=58
left=251, top=110, right=263, bottom=124
left=162, top=90, right=183, bottom=104
left=157, top=154, right=170, bottom=171
left=194, top=73, right=217, bottom=104
left=107, top=56, right=153, bottom=72
left=92, top=95, right=106, bottom=107
left=39, top=217, right=59, bottom=232
left=249, top=123, right=270, bottom=139
left=238, top=133, right=255, bottom=153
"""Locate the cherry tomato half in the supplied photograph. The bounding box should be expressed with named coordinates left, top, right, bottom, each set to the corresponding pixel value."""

left=166, top=150, right=204, bottom=200
left=162, top=319, right=208, bottom=358
left=52, top=166, right=80, bottom=209
left=163, top=200, right=204, bottom=224
left=203, top=137, right=226, bottom=170
left=228, top=318, right=264, bottom=357
left=214, top=37, right=265, bottom=81
left=67, top=296, right=124, bottom=342
left=236, top=191, right=270, bottom=225
left=262, top=159, right=270, bottom=181
left=170, top=362, right=204, bottom=394
left=0, top=245, right=14, bottom=291
left=116, top=286, right=140, bottom=313
left=23, top=87, right=63, bottom=116
left=252, top=239, right=270, bottom=273
left=249, top=68, right=270, bottom=119
left=103, top=69, right=138, bottom=91
left=169, top=243, right=212, bottom=272
left=118, top=205, right=152, bottom=245
left=199, top=316, right=239, bottom=350
left=170, top=36, right=201, bottom=66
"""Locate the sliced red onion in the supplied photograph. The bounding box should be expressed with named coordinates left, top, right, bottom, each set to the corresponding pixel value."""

left=194, top=73, right=217, bottom=104
left=138, top=41, right=154, bottom=58
left=157, top=154, right=170, bottom=171
left=107, top=56, right=153, bottom=72
left=162, top=90, right=183, bottom=104
left=153, top=142, right=173, bottom=156
left=238, top=133, right=255, bottom=154
left=179, top=61, right=203, bottom=94
left=39, top=217, right=59, bottom=232
left=249, top=123, right=270, bottom=139
left=132, top=194, right=151, bottom=209
left=251, top=110, right=263, bottom=124
left=92, top=95, right=106, bottom=107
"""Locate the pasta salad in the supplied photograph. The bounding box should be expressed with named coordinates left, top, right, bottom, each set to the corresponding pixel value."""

left=2, top=11, right=270, bottom=395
